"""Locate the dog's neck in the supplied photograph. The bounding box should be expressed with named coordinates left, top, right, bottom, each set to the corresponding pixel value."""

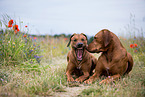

left=103, top=40, right=119, bottom=62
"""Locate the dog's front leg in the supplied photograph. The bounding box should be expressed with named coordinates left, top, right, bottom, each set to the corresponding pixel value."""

left=66, top=70, right=75, bottom=82
left=75, top=71, right=89, bottom=83
left=66, top=61, right=76, bottom=82
left=99, top=74, right=120, bottom=84
left=84, top=72, right=100, bottom=84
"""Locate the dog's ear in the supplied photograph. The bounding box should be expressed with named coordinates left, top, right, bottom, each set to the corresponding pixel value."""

left=81, top=33, right=88, bottom=41
left=67, top=33, right=76, bottom=47
left=103, top=29, right=112, bottom=47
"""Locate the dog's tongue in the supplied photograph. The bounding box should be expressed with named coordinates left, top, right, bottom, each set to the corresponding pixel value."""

left=76, top=49, right=83, bottom=61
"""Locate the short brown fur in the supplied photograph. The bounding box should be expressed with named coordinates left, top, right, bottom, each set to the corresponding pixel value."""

left=66, top=33, right=97, bottom=83
left=84, top=29, right=133, bottom=84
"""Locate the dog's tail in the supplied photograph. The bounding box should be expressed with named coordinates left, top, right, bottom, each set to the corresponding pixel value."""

left=124, top=52, right=133, bottom=75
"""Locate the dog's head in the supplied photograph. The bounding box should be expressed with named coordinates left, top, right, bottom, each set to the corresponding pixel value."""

left=67, top=33, right=88, bottom=61
left=87, top=29, right=112, bottom=53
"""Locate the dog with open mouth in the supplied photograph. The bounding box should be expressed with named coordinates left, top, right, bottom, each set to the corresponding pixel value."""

left=66, top=33, right=97, bottom=83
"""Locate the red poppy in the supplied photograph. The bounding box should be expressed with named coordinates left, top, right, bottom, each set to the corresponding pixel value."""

left=130, top=44, right=134, bottom=48
left=134, top=43, right=137, bottom=47
left=13, top=25, right=20, bottom=32
left=64, top=38, right=68, bottom=41
left=13, top=25, right=19, bottom=34
left=8, top=19, right=13, bottom=25
left=34, top=37, right=37, bottom=40
left=8, top=24, right=13, bottom=27
left=8, top=19, right=13, bottom=28
left=25, top=25, right=28, bottom=28
left=23, top=35, right=27, bottom=38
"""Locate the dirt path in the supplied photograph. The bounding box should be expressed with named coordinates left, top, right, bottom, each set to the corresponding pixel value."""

left=52, top=84, right=90, bottom=97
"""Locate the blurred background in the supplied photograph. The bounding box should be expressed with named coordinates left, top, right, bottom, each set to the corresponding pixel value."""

left=0, top=0, right=145, bottom=96
left=0, top=0, right=145, bottom=36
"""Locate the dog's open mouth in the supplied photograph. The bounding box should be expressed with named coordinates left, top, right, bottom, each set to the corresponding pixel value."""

left=75, top=48, right=83, bottom=61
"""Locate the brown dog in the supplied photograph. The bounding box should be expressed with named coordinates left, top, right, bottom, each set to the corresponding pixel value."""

left=66, top=33, right=97, bottom=83
left=84, top=29, right=133, bottom=84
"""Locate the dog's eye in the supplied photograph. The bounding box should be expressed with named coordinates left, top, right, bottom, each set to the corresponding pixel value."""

left=81, top=39, right=84, bottom=41
left=94, top=37, right=96, bottom=39
left=74, top=39, right=77, bottom=42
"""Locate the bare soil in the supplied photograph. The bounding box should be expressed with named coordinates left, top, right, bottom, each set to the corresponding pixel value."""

left=52, top=84, right=90, bottom=97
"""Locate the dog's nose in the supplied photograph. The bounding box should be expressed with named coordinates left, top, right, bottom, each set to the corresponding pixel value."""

left=77, top=43, right=83, bottom=48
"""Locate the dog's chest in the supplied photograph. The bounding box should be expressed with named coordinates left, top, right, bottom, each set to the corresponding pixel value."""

left=76, top=63, right=82, bottom=70
left=75, top=59, right=90, bottom=70
left=103, top=61, right=119, bottom=76
left=102, top=58, right=114, bottom=75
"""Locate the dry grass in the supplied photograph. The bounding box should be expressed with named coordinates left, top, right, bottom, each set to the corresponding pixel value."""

left=0, top=16, right=144, bottom=97
left=0, top=36, right=144, bottom=97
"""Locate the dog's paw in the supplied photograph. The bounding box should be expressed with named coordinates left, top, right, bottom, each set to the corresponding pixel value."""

left=84, top=79, right=93, bottom=84
left=99, top=80, right=104, bottom=85
left=67, top=77, right=75, bottom=82
left=75, top=78, right=84, bottom=83
left=99, top=79, right=109, bottom=85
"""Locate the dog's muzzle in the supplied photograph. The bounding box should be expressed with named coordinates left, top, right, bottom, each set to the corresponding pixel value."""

left=77, top=43, right=83, bottom=48
left=75, top=43, right=84, bottom=61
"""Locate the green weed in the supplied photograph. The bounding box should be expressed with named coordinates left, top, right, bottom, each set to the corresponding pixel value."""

left=0, top=15, right=144, bottom=97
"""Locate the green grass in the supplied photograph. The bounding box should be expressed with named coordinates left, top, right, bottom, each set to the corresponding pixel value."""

left=0, top=16, right=145, bottom=97
left=79, top=36, right=145, bottom=97
left=80, top=53, right=145, bottom=97
left=0, top=57, right=67, bottom=96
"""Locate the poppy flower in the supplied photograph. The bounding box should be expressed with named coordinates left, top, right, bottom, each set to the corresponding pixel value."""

left=130, top=44, right=134, bottom=48
left=23, top=34, right=27, bottom=38
left=8, top=19, right=13, bottom=25
left=134, top=43, right=137, bottom=47
left=25, top=25, right=28, bottom=28
left=64, top=38, right=68, bottom=41
left=13, top=25, right=19, bottom=31
left=13, top=25, right=20, bottom=34
left=8, top=24, right=13, bottom=27
left=8, top=20, right=14, bottom=28
left=34, top=37, right=37, bottom=40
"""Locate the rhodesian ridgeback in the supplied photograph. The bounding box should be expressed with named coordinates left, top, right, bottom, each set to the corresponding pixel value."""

left=84, top=29, right=133, bottom=84
left=66, top=33, right=97, bottom=83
